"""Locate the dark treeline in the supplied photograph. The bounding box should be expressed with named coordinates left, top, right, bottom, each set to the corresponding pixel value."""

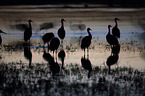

left=0, top=0, right=145, bottom=7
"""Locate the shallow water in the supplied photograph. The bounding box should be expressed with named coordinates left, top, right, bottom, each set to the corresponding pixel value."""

left=0, top=5, right=145, bottom=96
left=0, top=6, right=145, bottom=70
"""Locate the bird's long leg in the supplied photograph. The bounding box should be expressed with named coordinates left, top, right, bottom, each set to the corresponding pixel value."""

left=84, top=48, right=85, bottom=58
left=87, top=48, right=89, bottom=59
left=108, top=66, right=111, bottom=74
left=53, top=51, right=54, bottom=58
left=61, top=40, right=63, bottom=48
left=111, top=45, right=114, bottom=56
left=61, top=58, right=64, bottom=69
left=111, top=46, right=113, bottom=56
left=88, top=70, right=92, bottom=78
left=29, top=59, right=32, bottom=69
left=47, top=43, right=49, bottom=52
left=56, top=50, right=57, bottom=62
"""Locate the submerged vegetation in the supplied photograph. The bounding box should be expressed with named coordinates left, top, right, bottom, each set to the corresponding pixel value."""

left=0, top=61, right=144, bottom=96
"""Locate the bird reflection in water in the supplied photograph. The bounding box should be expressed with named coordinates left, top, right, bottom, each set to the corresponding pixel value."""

left=81, top=55, right=92, bottom=78
left=43, top=48, right=52, bottom=63
left=106, top=54, right=119, bottom=74
left=48, top=54, right=60, bottom=76
left=23, top=43, right=32, bottom=68
left=42, top=47, right=60, bottom=76
left=58, top=49, right=66, bottom=69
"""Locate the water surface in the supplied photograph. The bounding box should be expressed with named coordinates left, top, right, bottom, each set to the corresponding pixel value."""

left=0, top=5, right=145, bottom=96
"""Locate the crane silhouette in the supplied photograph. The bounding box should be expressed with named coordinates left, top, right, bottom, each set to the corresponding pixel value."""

left=81, top=56, right=92, bottom=78
left=112, top=18, right=120, bottom=38
left=42, top=33, right=54, bottom=44
left=58, top=49, right=66, bottom=69
left=24, top=44, right=32, bottom=68
left=49, top=37, right=60, bottom=58
left=24, top=20, right=32, bottom=44
left=106, top=25, right=119, bottom=47
left=0, top=30, right=7, bottom=45
left=106, top=54, right=119, bottom=74
left=81, top=28, right=92, bottom=57
left=42, top=32, right=54, bottom=50
left=57, top=19, right=66, bottom=46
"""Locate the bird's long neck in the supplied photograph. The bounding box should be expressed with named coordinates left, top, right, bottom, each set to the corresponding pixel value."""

left=87, top=30, right=92, bottom=39
left=108, top=26, right=111, bottom=34
left=115, top=20, right=118, bottom=27
left=61, top=21, right=64, bottom=29
left=29, top=22, right=32, bottom=29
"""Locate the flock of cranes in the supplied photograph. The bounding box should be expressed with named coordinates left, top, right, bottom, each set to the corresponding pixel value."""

left=0, top=18, right=121, bottom=76
left=106, top=18, right=120, bottom=74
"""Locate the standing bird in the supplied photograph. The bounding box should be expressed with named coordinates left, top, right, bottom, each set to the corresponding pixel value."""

left=81, top=56, right=92, bottom=78
left=0, top=30, right=7, bottom=45
left=58, top=49, right=66, bottom=69
left=42, top=33, right=54, bottom=44
left=112, top=18, right=120, bottom=38
left=49, top=37, right=60, bottom=57
left=106, top=54, right=119, bottom=74
left=81, top=28, right=92, bottom=57
left=106, top=25, right=119, bottom=47
left=42, top=32, right=54, bottom=50
left=57, top=19, right=66, bottom=45
left=24, top=20, right=32, bottom=43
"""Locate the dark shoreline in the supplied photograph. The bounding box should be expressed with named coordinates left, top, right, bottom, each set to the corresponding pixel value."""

left=1, top=1, right=145, bottom=8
